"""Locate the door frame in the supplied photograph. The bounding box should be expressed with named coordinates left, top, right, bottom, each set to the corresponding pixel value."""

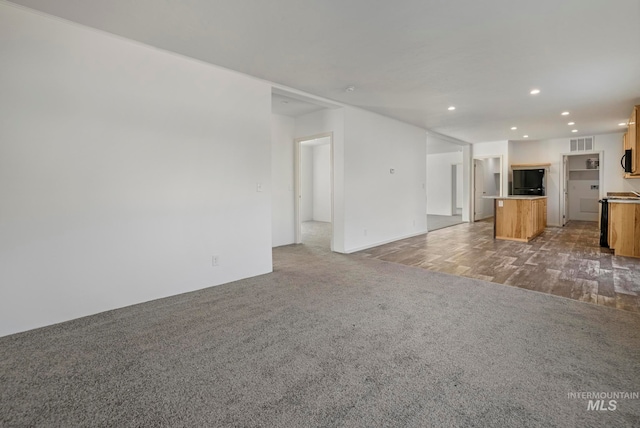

left=451, top=163, right=463, bottom=216
left=472, top=155, right=503, bottom=221
left=294, top=132, right=334, bottom=250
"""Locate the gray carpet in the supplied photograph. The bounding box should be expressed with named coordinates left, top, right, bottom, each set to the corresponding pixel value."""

left=301, top=220, right=332, bottom=249
left=1, top=244, right=639, bottom=427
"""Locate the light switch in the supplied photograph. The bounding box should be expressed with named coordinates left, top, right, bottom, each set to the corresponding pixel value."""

left=256, top=183, right=263, bottom=192
left=498, top=200, right=504, bottom=207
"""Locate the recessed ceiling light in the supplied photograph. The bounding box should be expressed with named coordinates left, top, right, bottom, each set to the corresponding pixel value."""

left=561, top=111, right=570, bottom=116
left=345, top=85, right=355, bottom=92
left=572, top=129, right=578, bottom=133
left=530, top=89, right=540, bottom=95
left=511, top=126, right=517, bottom=130
left=619, top=122, right=627, bottom=126
left=523, top=135, right=529, bottom=138
left=448, top=106, right=456, bottom=111
left=567, top=122, right=575, bottom=125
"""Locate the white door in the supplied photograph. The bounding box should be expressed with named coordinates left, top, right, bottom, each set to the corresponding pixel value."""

left=474, top=159, right=485, bottom=221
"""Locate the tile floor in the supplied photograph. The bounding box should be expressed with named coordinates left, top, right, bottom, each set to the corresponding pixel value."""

left=358, top=220, right=640, bottom=312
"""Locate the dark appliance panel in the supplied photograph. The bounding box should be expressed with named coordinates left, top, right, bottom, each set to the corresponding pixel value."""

left=513, top=169, right=545, bottom=196
left=621, top=149, right=633, bottom=173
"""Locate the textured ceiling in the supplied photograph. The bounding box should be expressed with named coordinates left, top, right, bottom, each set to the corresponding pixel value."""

left=8, top=0, right=640, bottom=143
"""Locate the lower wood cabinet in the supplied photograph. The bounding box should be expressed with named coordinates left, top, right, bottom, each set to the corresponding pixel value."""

left=494, top=197, right=547, bottom=242
left=608, top=202, right=640, bottom=258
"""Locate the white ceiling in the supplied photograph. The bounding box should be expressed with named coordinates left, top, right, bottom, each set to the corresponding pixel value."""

left=9, top=0, right=640, bottom=143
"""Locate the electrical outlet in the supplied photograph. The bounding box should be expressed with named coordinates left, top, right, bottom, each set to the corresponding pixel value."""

left=212, top=255, right=219, bottom=267
left=364, top=229, right=367, bottom=236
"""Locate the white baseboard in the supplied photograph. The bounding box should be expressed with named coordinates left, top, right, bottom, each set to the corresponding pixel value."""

left=343, top=230, right=428, bottom=254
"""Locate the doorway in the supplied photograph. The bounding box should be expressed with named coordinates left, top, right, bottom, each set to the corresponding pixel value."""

left=295, top=133, right=333, bottom=250
left=451, top=163, right=463, bottom=216
left=473, top=157, right=502, bottom=221
left=561, top=152, right=603, bottom=225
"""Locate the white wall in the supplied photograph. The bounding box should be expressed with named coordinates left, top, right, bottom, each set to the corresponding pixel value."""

left=271, top=114, right=295, bottom=247
left=343, top=106, right=427, bottom=252
left=473, top=140, right=509, bottom=196
left=312, top=143, right=331, bottom=222
left=300, top=145, right=314, bottom=221
left=0, top=4, right=273, bottom=337
left=461, top=145, right=472, bottom=222
left=509, top=132, right=639, bottom=226
left=455, top=164, right=463, bottom=212
left=427, top=151, right=463, bottom=215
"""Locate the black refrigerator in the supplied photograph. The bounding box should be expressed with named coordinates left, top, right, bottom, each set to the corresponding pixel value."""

left=512, top=169, right=545, bottom=196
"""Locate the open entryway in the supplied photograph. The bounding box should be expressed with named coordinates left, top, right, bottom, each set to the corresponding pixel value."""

left=426, top=134, right=470, bottom=231
left=561, top=152, right=603, bottom=225
left=295, top=134, right=333, bottom=250
left=473, top=156, right=502, bottom=221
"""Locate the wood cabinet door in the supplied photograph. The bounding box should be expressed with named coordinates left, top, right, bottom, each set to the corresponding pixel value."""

left=608, top=203, right=640, bottom=257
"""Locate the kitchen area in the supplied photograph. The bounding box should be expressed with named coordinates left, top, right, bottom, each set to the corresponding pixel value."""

left=485, top=105, right=640, bottom=259
left=599, top=104, right=640, bottom=259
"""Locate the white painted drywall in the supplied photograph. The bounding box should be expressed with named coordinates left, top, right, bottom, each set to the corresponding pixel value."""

left=312, top=143, right=331, bottom=222
left=271, top=114, right=295, bottom=247
left=343, top=106, right=427, bottom=252
left=0, top=4, right=273, bottom=337
left=294, top=108, right=345, bottom=252
left=455, top=164, right=463, bottom=212
left=427, top=151, right=463, bottom=215
left=473, top=140, right=509, bottom=196
left=300, top=145, right=314, bottom=221
left=461, top=145, right=472, bottom=223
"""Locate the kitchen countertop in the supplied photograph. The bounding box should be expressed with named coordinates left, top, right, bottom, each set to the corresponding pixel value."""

left=606, top=192, right=640, bottom=204
left=483, top=195, right=547, bottom=200
left=605, top=198, right=640, bottom=204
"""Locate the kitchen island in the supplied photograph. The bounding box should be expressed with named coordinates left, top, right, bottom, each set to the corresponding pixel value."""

left=485, top=196, right=547, bottom=242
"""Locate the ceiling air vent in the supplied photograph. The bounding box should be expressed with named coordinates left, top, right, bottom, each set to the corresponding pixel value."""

left=570, top=136, right=594, bottom=152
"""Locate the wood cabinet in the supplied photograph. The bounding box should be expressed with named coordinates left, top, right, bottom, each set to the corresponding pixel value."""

left=624, top=105, right=640, bottom=178
left=608, top=202, right=640, bottom=258
left=494, top=197, right=547, bottom=242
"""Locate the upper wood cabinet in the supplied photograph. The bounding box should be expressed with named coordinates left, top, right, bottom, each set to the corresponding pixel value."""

left=624, top=105, right=640, bottom=178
